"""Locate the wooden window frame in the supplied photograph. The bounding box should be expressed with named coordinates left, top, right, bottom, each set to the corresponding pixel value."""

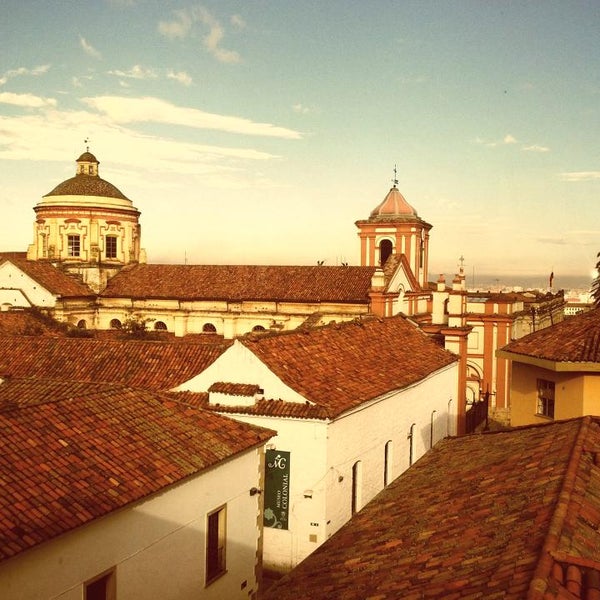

left=206, top=504, right=227, bottom=585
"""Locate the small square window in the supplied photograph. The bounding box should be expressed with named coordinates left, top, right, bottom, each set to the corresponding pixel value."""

left=206, top=505, right=227, bottom=584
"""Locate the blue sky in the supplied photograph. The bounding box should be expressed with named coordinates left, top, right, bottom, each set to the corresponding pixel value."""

left=0, top=1, right=598, bottom=281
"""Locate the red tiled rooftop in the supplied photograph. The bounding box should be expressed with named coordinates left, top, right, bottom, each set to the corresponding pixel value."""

left=0, top=336, right=231, bottom=390
left=500, top=308, right=600, bottom=365
left=265, top=417, right=600, bottom=599
left=0, top=377, right=274, bottom=562
left=241, top=315, right=457, bottom=418
left=100, top=264, right=376, bottom=303
left=0, top=255, right=94, bottom=297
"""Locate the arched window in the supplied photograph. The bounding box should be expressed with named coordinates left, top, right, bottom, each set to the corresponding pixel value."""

left=379, top=239, right=393, bottom=266
left=252, top=325, right=266, bottom=332
left=408, top=423, right=416, bottom=466
left=77, top=319, right=87, bottom=329
left=154, top=321, right=167, bottom=331
left=351, top=461, right=362, bottom=515
left=203, top=323, right=217, bottom=333
left=384, top=440, right=393, bottom=486
left=110, top=319, right=122, bottom=330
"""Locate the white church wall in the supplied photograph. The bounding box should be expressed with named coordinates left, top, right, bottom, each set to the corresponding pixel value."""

left=0, top=448, right=265, bottom=600
left=325, top=362, right=458, bottom=537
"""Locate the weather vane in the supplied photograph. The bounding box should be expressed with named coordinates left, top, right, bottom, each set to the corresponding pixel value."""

left=392, top=164, right=398, bottom=188
left=84, top=137, right=90, bottom=152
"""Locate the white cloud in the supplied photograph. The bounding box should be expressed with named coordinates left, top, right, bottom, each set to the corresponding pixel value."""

left=81, top=95, right=303, bottom=139
left=158, top=9, right=193, bottom=39
left=158, top=6, right=241, bottom=64
left=503, top=134, right=517, bottom=144
left=0, top=92, right=57, bottom=108
left=167, top=70, right=193, bottom=86
left=559, top=171, right=600, bottom=182
left=231, top=14, right=246, bottom=29
left=0, top=64, right=50, bottom=86
left=108, top=65, right=158, bottom=80
left=292, top=103, right=310, bottom=114
left=79, top=35, right=102, bottom=59
left=523, top=144, right=549, bottom=153
left=0, top=107, right=279, bottom=176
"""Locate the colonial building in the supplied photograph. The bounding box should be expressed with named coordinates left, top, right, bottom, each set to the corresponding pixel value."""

left=171, top=315, right=459, bottom=575
left=498, top=308, right=600, bottom=426
left=264, top=416, right=600, bottom=600
left=0, top=376, right=274, bottom=600
left=0, top=313, right=459, bottom=578
left=0, top=150, right=564, bottom=429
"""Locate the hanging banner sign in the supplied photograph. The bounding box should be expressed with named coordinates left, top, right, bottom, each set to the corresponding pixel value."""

left=263, top=450, right=290, bottom=530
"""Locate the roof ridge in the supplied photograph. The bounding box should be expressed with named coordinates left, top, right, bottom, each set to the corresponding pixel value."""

left=527, top=416, right=594, bottom=599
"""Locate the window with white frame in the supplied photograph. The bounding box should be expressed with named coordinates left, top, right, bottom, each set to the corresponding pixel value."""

left=67, top=234, right=81, bottom=257
left=206, top=505, right=227, bottom=584
left=536, top=379, right=555, bottom=418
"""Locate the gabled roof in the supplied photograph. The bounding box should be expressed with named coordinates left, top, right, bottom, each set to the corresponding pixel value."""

left=100, top=264, right=376, bottom=303
left=499, top=308, right=600, bottom=366
left=0, top=336, right=231, bottom=390
left=0, top=377, right=273, bottom=562
left=240, top=315, right=457, bottom=418
left=265, top=417, right=600, bottom=600
left=0, top=255, right=95, bottom=297
left=0, top=310, right=63, bottom=336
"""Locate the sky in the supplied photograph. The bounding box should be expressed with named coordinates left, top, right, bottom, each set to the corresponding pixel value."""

left=0, top=1, right=598, bottom=284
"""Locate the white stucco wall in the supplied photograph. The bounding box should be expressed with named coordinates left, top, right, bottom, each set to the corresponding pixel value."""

left=194, top=358, right=459, bottom=575
left=175, top=341, right=308, bottom=404
left=0, top=262, right=56, bottom=308
left=0, top=449, right=265, bottom=600
left=325, top=363, right=458, bottom=536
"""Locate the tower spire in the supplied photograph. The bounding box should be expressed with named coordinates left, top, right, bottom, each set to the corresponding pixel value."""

left=391, top=164, right=398, bottom=188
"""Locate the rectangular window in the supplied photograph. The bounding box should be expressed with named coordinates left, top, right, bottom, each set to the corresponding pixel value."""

left=206, top=505, right=226, bottom=584
left=67, top=234, right=81, bottom=257
left=537, top=379, right=555, bottom=418
left=105, top=235, right=118, bottom=259
left=85, top=569, right=115, bottom=600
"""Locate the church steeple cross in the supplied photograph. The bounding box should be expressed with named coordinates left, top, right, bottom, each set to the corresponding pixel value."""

left=391, top=164, right=398, bottom=188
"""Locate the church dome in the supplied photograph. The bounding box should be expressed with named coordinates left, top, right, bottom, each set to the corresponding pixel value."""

left=44, top=175, right=129, bottom=200
left=369, top=185, right=418, bottom=220
left=43, top=151, right=130, bottom=201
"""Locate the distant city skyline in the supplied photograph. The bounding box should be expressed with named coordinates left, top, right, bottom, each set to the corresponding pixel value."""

left=1, top=1, right=598, bottom=279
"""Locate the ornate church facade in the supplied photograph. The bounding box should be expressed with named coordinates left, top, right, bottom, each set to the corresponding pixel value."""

left=0, top=150, right=564, bottom=429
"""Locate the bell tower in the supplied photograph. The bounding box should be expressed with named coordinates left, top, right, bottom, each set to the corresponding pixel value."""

left=355, top=170, right=432, bottom=288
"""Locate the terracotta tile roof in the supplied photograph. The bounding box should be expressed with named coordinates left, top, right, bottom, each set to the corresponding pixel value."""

left=100, top=264, right=376, bottom=303
left=0, top=336, right=231, bottom=390
left=265, top=417, right=600, bottom=600
left=44, top=173, right=130, bottom=201
left=208, top=382, right=261, bottom=396
left=240, top=315, right=457, bottom=418
left=0, top=255, right=94, bottom=297
left=168, top=391, right=330, bottom=419
left=500, top=308, right=600, bottom=364
left=0, top=310, right=63, bottom=337
left=0, top=377, right=273, bottom=562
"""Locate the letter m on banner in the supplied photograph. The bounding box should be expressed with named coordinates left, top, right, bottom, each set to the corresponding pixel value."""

left=264, top=450, right=291, bottom=530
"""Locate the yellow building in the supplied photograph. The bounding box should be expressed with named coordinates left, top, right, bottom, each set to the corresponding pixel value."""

left=498, top=308, right=600, bottom=426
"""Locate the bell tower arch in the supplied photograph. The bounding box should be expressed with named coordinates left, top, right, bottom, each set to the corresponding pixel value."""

left=355, top=171, right=432, bottom=288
